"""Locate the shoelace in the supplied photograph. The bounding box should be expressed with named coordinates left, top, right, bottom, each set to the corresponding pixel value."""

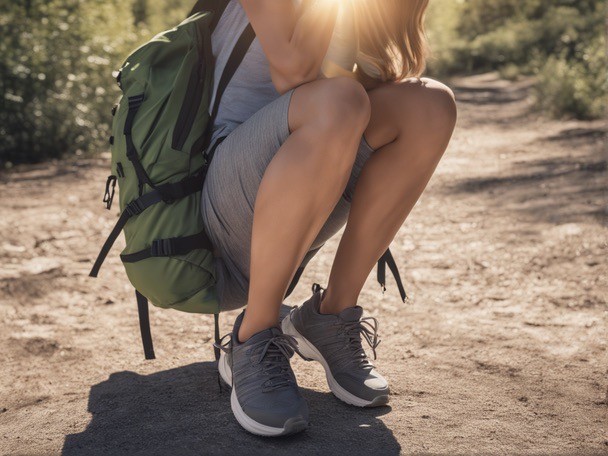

left=346, top=317, right=381, bottom=359
left=311, top=283, right=381, bottom=369
left=256, top=334, right=299, bottom=392
left=338, top=316, right=381, bottom=369
left=216, top=332, right=232, bottom=355
left=215, top=332, right=301, bottom=392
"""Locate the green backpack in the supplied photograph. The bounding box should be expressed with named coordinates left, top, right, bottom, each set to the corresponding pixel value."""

left=90, top=0, right=407, bottom=361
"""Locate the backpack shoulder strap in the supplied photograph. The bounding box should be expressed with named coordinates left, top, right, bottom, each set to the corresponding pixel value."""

left=189, top=0, right=231, bottom=32
left=203, top=22, right=256, bottom=162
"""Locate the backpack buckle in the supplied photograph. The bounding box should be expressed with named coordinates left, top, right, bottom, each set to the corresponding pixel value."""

left=116, top=70, right=122, bottom=90
left=125, top=198, right=145, bottom=216
left=103, top=175, right=117, bottom=210
left=150, top=239, right=173, bottom=257
left=161, top=194, right=175, bottom=205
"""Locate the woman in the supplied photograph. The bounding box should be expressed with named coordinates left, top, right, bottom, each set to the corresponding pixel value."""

left=201, top=0, right=457, bottom=436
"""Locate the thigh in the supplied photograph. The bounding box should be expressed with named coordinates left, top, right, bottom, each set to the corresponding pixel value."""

left=201, top=84, right=375, bottom=309
left=201, top=89, right=295, bottom=309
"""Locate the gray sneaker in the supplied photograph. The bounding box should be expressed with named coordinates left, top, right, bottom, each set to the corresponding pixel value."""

left=282, top=284, right=389, bottom=407
left=217, top=311, right=309, bottom=436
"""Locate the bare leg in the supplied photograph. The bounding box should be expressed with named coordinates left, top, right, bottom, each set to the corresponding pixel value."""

left=238, top=77, right=371, bottom=341
left=321, top=78, right=457, bottom=314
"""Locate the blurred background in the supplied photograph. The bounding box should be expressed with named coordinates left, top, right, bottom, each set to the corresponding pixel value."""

left=0, top=0, right=605, bottom=166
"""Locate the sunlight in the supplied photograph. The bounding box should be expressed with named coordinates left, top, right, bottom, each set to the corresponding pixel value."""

left=308, top=0, right=359, bottom=9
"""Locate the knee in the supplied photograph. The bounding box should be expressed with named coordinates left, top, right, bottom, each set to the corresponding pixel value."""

left=383, top=78, right=457, bottom=140
left=412, top=78, right=457, bottom=135
left=300, top=78, right=370, bottom=174
left=314, top=77, right=371, bottom=135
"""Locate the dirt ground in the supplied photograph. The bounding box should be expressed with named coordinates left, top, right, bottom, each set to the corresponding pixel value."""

left=1, top=72, right=607, bottom=455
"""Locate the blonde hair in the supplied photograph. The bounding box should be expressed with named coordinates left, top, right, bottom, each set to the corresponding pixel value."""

left=353, top=0, right=429, bottom=82
left=301, top=0, right=429, bottom=83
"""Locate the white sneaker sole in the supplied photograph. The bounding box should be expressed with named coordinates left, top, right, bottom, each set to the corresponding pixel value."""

left=218, top=350, right=232, bottom=386
left=282, top=311, right=389, bottom=408
left=218, top=351, right=308, bottom=437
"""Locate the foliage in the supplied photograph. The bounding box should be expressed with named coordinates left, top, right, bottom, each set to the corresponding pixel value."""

left=534, top=34, right=607, bottom=120
left=1, top=0, right=605, bottom=164
left=0, top=0, right=191, bottom=166
left=425, top=0, right=607, bottom=119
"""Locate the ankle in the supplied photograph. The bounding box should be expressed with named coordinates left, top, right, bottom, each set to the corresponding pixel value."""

left=318, top=287, right=354, bottom=315
left=237, top=324, right=257, bottom=344
left=237, top=317, right=275, bottom=343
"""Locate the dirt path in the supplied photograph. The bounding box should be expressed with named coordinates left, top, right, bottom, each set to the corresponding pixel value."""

left=1, top=73, right=607, bottom=455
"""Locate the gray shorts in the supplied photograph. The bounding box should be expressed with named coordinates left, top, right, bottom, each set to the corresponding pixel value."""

left=200, top=88, right=375, bottom=311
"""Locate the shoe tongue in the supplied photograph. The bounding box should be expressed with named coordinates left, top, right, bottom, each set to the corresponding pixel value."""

left=339, top=306, right=363, bottom=322
left=246, top=326, right=282, bottom=345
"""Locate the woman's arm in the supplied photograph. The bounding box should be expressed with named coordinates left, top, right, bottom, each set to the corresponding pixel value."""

left=239, top=0, right=340, bottom=94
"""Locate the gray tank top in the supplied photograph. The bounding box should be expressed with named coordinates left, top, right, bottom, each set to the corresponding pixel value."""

left=208, top=0, right=280, bottom=149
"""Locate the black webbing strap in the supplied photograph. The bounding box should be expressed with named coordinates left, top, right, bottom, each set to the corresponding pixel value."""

left=200, top=23, right=256, bottom=162
left=153, top=168, right=207, bottom=203
left=377, top=248, right=407, bottom=302
left=213, top=313, right=221, bottom=361
left=189, top=0, right=230, bottom=32
left=120, top=231, right=213, bottom=263
left=284, top=244, right=324, bottom=299
left=196, top=134, right=226, bottom=163
left=209, top=23, right=255, bottom=123
left=89, top=172, right=206, bottom=277
left=135, top=290, right=155, bottom=359
left=124, top=94, right=155, bottom=195
left=89, top=192, right=165, bottom=278
left=286, top=267, right=305, bottom=300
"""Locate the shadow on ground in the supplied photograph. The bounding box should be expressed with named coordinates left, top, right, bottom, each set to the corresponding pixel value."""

left=451, top=82, right=532, bottom=106
left=446, top=136, right=607, bottom=226
left=62, top=363, right=399, bottom=456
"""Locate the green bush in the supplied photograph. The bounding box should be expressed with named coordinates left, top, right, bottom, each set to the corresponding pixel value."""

left=426, top=0, right=607, bottom=119
left=534, top=35, right=607, bottom=120
left=1, top=1, right=137, bottom=165
left=0, top=0, right=192, bottom=166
